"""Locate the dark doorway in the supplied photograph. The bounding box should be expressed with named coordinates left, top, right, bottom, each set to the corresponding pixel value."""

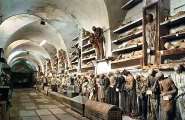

left=11, top=72, right=36, bottom=88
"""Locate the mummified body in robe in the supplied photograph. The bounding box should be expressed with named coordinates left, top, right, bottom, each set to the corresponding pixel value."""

left=159, top=77, right=178, bottom=120
left=136, top=75, right=148, bottom=120
left=146, top=69, right=160, bottom=120
left=107, top=75, right=118, bottom=105
left=115, top=71, right=126, bottom=112
left=123, top=70, right=137, bottom=114
left=89, top=26, right=105, bottom=60
left=145, top=14, right=156, bottom=65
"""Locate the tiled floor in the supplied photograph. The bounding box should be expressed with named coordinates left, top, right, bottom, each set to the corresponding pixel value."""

left=10, top=89, right=79, bottom=120
left=9, top=88, right=135, bottom=120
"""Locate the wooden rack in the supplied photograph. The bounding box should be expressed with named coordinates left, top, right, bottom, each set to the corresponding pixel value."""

left=82, top=56, right=96, bottom=63
left=113, top=31, right=142, bottom=44
left=159, top=11, right=185, bottom=67
left=81, top=35, right=96, bottom=73
left=69, top=68, right=77, bottom=73
left=72, top=36, right=79, bottom=41
left=113, top=18, right=142, bottom=34
left=71, top=60, right=78, bottom=65
left=111, top=56, right=142, bottom=69
left=111, top=0, right=144, bottom=70
left=69, top=36, right=80, bottom=73
left=112, top=43, right=143, bottom=54
left=121, top=0, right=143, bottom=10
left=160, top=14, right=185, bottom=27
left=111, top=55, right=142, bottom=64
left=82, top=48, right=95, bottom=55
left=72, top=41, right=79, bottom=48
left=160, top=32, right=185, bottom=42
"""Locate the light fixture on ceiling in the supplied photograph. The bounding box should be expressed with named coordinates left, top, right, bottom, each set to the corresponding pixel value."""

left=39, top=40, right=47, bottom=46
left=27, top=9, right=47, bottom=25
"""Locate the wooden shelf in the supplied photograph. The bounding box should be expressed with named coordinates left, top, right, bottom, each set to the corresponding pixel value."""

left=111, top=65, right=142, bottom=72
left=82, top=36, right=90, bottom=41
left=160, top=14, right=185, bottom=27
left=113, top=31, right=142, bottom=44
left=159, top=62, right=185, bottom=70
left=69, top=68, right=77, bottom=71
left=72, top=42, right=79, bottom=48
left=82, top=56, right=96, bottom=62
left=113, top=18, right=142, bottom=34
left=160, top=32, right=185, bottom=42
left=71, top=61, right=78, bottom=64
left=121, top=0, right=143, bottom=10
left=71, top=56, right=78, bottom=62
left=71, top=50, right=76, bottom=55
left=82, top=65, right=94, bottom=69
left=82, top=48, right=95, bottom=55
left=111, top=56, right=142, bottom=69
left=111, top=55, right=142, bottom=64
left=112, top=43, right=142, bottom=53
left=72, top=36, right=79, bottom=41
left=142, top=61, right=185, bottom=70
left=82, top=43, right=92, bottom=48
left=160, top=48, right=185, bottom=56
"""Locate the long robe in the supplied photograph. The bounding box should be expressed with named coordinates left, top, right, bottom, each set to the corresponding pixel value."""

left=125, top=74, right=137, bottom=114
left=136, top=77, right=148, bottom=119
left=147, top=76, right=160, bottom=120
left=116, top=75, right=126, bottom=111
left=159, top=78, right=178, bottom=120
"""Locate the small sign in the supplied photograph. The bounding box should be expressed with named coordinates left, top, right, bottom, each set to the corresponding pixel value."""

left=163, top=95, right=172, bottom=100
left=146, top=90, right=152, bottom=95
left=96, top=61, right=111, bottom=74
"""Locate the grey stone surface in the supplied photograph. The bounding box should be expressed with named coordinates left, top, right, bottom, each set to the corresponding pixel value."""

left=22, top=103, right=37, bottom=110
left=49, top=108, right=66, bottom=114
left=36, top=109, right=52, bottom=116
left=29, top=93, right=38, bottom=96
left=22, top=103, right=36, bottom=107
left=25, top=106, right=37, bottom=110
left=11, top=89, right=83, bottom=120
left=22, top=116, right=40, bottom=120
left=55, top=113, right=78, bottom=120
left=35, top=99, right=49, bottom=102
left=40, top=115, right=58, bottom=120
left=19, top=110, right=37, bottom=117
left=38, top=105, right=58, bottom=109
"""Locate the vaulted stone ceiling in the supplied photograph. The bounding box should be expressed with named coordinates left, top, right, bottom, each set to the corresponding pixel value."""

left=0, top=0, right=125, bottom=73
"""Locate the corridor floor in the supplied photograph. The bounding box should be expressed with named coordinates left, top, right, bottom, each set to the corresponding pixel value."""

left=10, top=89, right=80, bottom=120
left=9, top=88, right=135, bottom=120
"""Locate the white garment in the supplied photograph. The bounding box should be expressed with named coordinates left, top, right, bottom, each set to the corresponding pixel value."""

left=82, top=82, right=89, bottom=95
left=51, top=78, right=56, bottom=85
left=43, top=78, right=47, bottom=83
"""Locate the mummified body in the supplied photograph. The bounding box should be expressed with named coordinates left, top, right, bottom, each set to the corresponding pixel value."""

left=136, top=75, right=148, bottom=120
left=145, top=14, right=156, bottom=65
left=89, top=26, right=105, bottom=60
left=159, top=77, right=178, bottom=120
left=123, top=70, right=137, bottom=115
left=146, top=69, right=160, bottom=120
